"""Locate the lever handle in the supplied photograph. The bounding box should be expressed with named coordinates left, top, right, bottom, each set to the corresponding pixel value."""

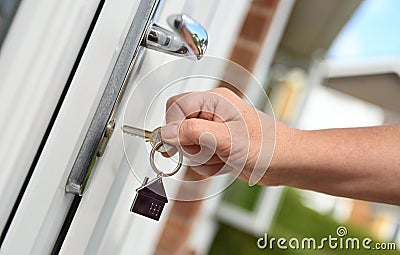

left=143, top=14, right=208, bottom=60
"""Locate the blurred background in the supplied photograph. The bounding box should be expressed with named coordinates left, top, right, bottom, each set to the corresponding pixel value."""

left=1, top=0, right=400, bottom=254
left=206, top=0, right=400, bottom=254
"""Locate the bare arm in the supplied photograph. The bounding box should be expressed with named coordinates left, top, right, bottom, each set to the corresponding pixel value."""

left=162, top=88, right=400, bottom=205
left=269, top=124, right=400, bottom=205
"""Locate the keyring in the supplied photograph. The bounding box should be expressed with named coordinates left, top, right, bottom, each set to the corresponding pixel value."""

left=150, top=141, right=183, bottom=177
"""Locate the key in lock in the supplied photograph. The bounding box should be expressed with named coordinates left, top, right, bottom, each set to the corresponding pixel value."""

left=122, top=125, right=173, bottom=152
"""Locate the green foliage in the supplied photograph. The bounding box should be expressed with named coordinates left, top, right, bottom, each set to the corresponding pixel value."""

left=209, top=188, right=399, bottom=255
left=222, top=179, right=263, bottom=211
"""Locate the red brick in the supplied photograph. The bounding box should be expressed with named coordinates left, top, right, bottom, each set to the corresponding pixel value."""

left=177, top=180, right=210, bottom=201
left=252, top=0, right=279, bottom=10
left=230, top=41, right=259, bottom=70
left=240, top=7, right=270, bottom=43
left=156, top=218, right=192, bottom=255
left=169, top=200, right=202, bottom=220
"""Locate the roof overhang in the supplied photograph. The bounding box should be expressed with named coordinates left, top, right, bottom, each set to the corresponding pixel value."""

left=322, top=58, right=400, bottom=113
left=276, top=0, right=362, bottom=67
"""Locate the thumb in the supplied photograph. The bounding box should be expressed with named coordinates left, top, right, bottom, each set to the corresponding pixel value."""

left=161, top=119, right=231, bottom=151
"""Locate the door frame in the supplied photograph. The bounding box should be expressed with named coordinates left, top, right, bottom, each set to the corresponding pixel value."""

left=0, top=0, right=157, bottom=253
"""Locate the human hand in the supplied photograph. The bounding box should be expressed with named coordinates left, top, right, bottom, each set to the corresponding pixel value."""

left=161, top=88, right=400, bottom=204
left=161, top=87, right=279, bottom=185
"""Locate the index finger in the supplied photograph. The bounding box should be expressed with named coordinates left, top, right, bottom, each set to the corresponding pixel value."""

left=165, top=90, right=235, bottom=124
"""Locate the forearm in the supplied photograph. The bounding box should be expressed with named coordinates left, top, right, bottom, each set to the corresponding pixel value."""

left=162, top=88, right=400, bottom=205
left=266, top=123, right=400, bottom=205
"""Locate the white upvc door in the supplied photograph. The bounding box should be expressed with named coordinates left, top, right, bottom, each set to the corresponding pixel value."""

left=1, top=0, right=160, bottom=253
left=0, top=0, right=251, bottom=254
left=0, top=0, right=102, bottom=238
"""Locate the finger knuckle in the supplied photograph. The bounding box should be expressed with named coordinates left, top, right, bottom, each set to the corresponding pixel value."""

left=182, top=120, right=202, bottom=141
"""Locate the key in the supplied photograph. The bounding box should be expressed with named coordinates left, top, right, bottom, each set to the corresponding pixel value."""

left=124, top=124, right=183, bottom=221
left=122, top=125, right=171, bottom=152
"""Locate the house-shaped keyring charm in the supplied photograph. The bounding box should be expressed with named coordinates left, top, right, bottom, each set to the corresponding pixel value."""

left=130, top=176, right=168, bottom=221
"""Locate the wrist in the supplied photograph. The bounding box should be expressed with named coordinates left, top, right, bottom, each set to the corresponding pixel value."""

left=263, top=122, right=301, bottom=186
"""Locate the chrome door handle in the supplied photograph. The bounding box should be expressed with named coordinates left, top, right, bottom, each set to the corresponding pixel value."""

left=65, top=5, right=209, bottom=195
left=143, top=14, right=208, bottom=60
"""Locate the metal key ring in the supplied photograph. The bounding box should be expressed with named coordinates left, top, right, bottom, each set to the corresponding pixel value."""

left=150, top=141, right=183, bottom=177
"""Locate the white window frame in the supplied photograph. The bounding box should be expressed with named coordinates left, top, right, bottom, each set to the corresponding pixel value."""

left=0, top=0, right=101, bottom=241
left=0, top=0, right=143, bottom=253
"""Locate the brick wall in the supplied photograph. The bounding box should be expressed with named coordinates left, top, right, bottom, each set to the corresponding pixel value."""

left=154, top=1, right=280, bottom=254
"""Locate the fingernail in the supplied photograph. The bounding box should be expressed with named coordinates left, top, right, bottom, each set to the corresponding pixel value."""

left=161, top=123, right=178, bottom=140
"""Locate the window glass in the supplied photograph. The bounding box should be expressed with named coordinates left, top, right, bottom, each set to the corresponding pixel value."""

left=0, top=0, right=22, bottom=50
